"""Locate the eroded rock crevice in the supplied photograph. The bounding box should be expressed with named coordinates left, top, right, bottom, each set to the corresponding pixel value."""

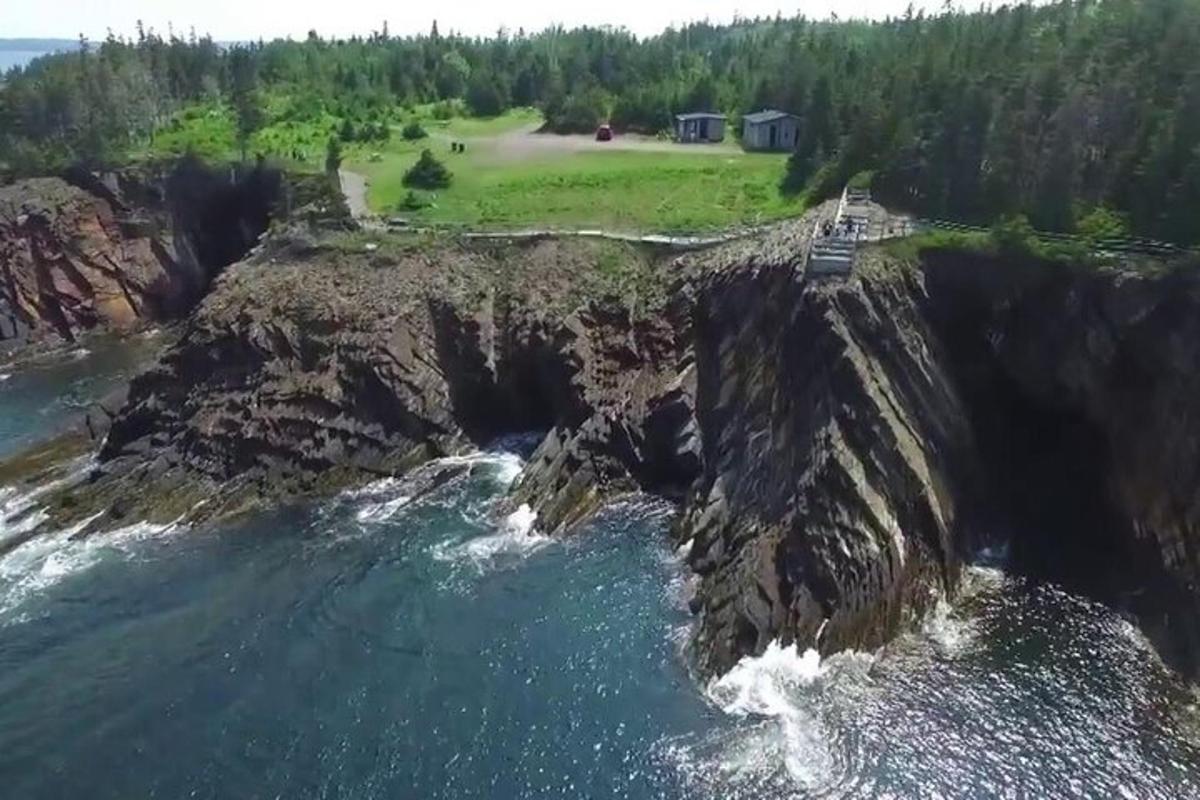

left=1, top=159, right=284, bottom=352
left=922, top=252, right=1200, bottom=675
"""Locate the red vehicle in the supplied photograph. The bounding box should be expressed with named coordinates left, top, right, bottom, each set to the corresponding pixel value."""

left=595, top=124, right=613, bottom=141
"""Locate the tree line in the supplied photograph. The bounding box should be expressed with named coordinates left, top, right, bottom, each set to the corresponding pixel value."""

left=2, top=1, right=1199, bottom=243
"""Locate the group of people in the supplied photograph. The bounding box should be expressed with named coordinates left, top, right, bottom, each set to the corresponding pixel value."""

left=820, top=216, right=866, bottom=239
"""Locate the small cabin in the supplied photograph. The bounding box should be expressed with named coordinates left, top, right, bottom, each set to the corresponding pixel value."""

left=742, top=109, right=801, bottom=151
left=675, top=112, right=726, bottom=144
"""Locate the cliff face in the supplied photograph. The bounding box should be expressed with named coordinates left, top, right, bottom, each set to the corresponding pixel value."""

left=0, top=162, right=282, bottom=353
left=86, top=234, right=683, bottom=527
left=922, top=253, right=1200, bottom=674
left=678, top=254, right=975, bottom=674
left=30, top=214, right=1200, bottom=679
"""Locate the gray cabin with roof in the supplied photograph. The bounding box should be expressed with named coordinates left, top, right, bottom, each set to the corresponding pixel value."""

left=742, top=109, right=801, bottom=151
left=675, top=112, right=726, bottom=143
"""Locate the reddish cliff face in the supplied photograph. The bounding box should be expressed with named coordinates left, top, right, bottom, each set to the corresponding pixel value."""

left=0, top=163, right=288, bottom=353
left=0, top=177, right=197, bottom=347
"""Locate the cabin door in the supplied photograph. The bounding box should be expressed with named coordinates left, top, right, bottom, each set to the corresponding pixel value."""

left=769, top=125, right=778, bottom=149
left=700, top=119, right=709, bottom=140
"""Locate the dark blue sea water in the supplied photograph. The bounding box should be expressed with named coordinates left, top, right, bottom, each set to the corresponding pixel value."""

left=1, top=341, right=1199, bottom=799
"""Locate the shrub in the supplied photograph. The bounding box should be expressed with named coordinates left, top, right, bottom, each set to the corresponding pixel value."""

left=401, top=121, right=428, bottom=141
left=403, top=149, right=452, bottom=190
left=1076, top=206, right=1131, bottom=245
left=847, top=170, right=875, bottom=191
left=543, top=90, right=606, bottom=134
left=990, top=214, right=1037, bottom=255
left=431, top=100, right=458, bottom=121
left=399, top=190, right=430, bottom=210
left=324, top=136, right=343, bottom=175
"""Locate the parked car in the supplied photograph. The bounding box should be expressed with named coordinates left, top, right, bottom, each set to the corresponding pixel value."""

left=595, top=124, right=613, bottom=142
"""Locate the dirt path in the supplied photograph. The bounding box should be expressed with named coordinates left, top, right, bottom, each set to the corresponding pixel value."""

left=338, top=169, right=371, bottom=220
left=478, top=123, right=744, bottom=164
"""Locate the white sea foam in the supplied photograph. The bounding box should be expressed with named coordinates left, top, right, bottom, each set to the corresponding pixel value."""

left=354, top=490, right=413, bottom=523
left=434, top=450, right=525, bottom=488
left=0, top=372, right=10, bottom=382
left=433, top=503, right=550, bottom=568
left=0, top=516, right=179, bottom=620
left=922, top=598, right=979, bottom=658
left=70, top=348, right=91, bottom=360
left=655, top=640, right=880, bottom=797
left=700, top=642, right=836, bottom=788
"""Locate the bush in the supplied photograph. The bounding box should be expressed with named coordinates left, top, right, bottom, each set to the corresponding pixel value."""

left=990, top=213, right=1037, bottom=255
left=1076, top=206, right=1131, bottom=245
left=431, top=100, right=458, bottom=121
left=399, top=190, right=430, bottom=210
left=401, top=121, right=428, bottom=141
left=543, top=90, right=606, bottom=134
left=847, top=170, right=875, bottom=191
left=324, top=136, right=343, bottom=175
left=403, top=149, right=452, bottom=190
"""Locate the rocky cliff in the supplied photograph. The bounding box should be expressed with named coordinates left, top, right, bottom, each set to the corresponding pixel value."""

left=23, top=216, right=1200, bottom=680
left=69, top=232, right=683, bottom=529
left=0, top=160, right=287, bottom=354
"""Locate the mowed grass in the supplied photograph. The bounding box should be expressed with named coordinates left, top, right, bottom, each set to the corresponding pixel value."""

left=352, top=135, right=797, bottom=232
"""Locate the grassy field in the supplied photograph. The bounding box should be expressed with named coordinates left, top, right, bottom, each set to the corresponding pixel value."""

left=354, top=147, right=794, bottom=232
left=141, top=100, right=804, bottom=232
left=347, top=108, right=799, bottom=232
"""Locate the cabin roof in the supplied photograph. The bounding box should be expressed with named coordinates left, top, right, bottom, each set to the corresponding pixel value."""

left=743, top=109, right=799, bottom=125
left=675, top=112, right=726, bottom=121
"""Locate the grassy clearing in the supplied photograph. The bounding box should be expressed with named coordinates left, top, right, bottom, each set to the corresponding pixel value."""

left=414, top=106, right=543, bottom=138
left=141, top=99, right=803, bottom=232
left=353, top=144, right=797, bottom=232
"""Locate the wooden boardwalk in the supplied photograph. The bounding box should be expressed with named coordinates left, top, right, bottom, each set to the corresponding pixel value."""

left=805, top=186, right=913, bottom=277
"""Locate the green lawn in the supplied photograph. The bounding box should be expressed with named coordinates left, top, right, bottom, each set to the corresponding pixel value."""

left=141, top=100, right=805, bottom=233
left=348, top=107, right=800, bottom=233
left=355, top=148, right=795, bottom=232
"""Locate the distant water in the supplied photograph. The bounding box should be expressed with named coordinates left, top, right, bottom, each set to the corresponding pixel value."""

left=0, top=343, right=1198, bottom=798
left=0, top=51, right=52, bottom=72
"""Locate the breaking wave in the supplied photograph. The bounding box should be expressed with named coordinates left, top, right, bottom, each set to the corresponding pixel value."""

left=432, top=502, right=551, bottom=569
left=0, top=514, right=181, bottom=622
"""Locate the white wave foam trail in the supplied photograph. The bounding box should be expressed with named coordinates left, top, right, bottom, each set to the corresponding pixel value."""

left=922, top=598, right=979, bottom=658
left=347, top=479, right=415, bottom=524
left=0, top=372, right=10, bottom=382
left=433, top=503, right=550, bottom=568
left=0, top=517, right=179, bottom=621
left=704, top=642, right=835, bottom=787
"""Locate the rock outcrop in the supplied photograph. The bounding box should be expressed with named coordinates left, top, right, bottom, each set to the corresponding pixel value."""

left=921, top=251, right=1200, bottom=675
left=73, top=234, right=682, bottom=529
left=0, top=161, right=286, bottom=354
left=25, top=211, right=1200, bottom=680
left=677, top=251, right=976, bottom=674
